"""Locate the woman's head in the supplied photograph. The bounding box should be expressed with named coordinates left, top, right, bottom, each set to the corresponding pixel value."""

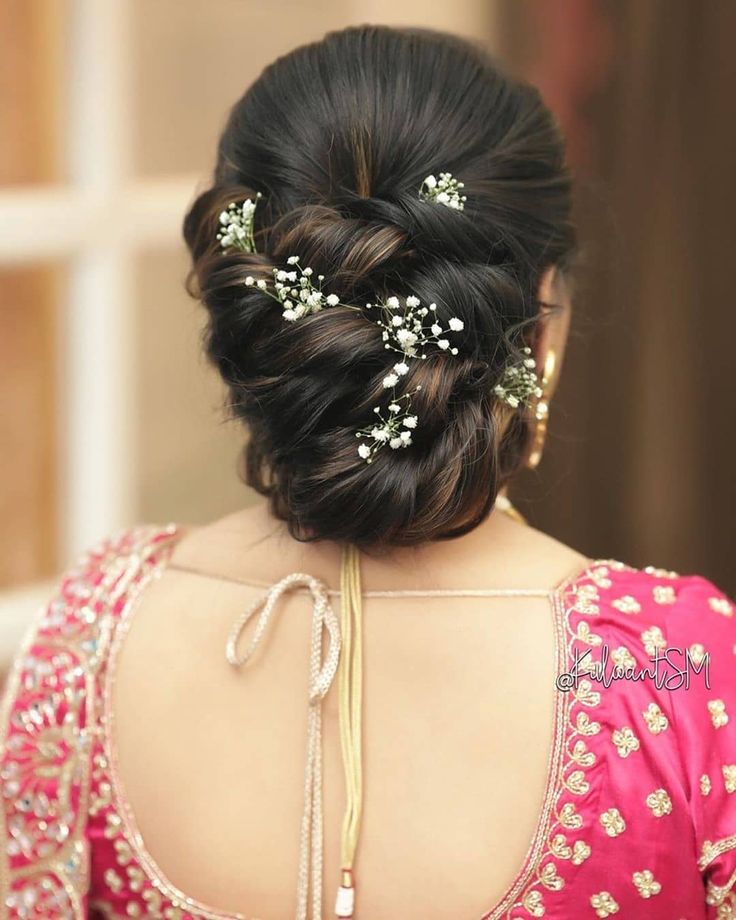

left=184, top=25, right=576, bottom=548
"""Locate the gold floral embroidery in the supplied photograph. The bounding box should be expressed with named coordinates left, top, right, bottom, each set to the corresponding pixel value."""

left=104, top=868, right=124, bottom=893
left=644, top=565, right=679, bottom=579
left=640, top=625, right=666, bottom=656
left=550, top=834, right=573, bottom=859
left=699, top=835, right=736, bottom=871
left=577, top=654, right=600, bottom=675
left=645, top=788, right=672, bottom=817
left=632, top=869, right=661, bottom=898
left=590, top=891, right=620, bottom=917
left=0, top=527, right=179, bottom=920
left=575, top=679, right=601, bottom=707
left=575, top=621, right=603, bottom=646
left=496, top=561, right=635, bottom=920
left=705, top=865, right=736, bottom=913
left=701, top=774, right=712, bottom=796
left=559, top=802, right=584, bottom=830
left=571, top=739, right=596, bottom=767
left=611, top=726, right=640, bottom=758
left=689, top=643, right=708, bottom=666
left=611, top=646, right=636, bottom=670
left=572, top=840, right=591, bottom=865
left=539, top=862, right=565, bottom=891
left=589, top=566, right=613, bottom=589
left=565, top=769, right=590, bottom=796
left=573, top=583, right=601, bottom=615
left=723, top=765, right=736, bottom=794
left=575, top=711, right=601, bottom=736
left=612, top=595, right=641, bottom=614
left=542, top=822, right=590, bottom=868
left=709, top=699, right=730, bottom=728
left=599, top=808, right=626, bottom=837
left=710, top=597, right=734, bottom=617
left=642, top=702, right=669, bottom=734
left=652, top=585, right=676, bottom=604
left=547, top=831, right=591, bottom=868
left=521, top=889, right=545, bottom=917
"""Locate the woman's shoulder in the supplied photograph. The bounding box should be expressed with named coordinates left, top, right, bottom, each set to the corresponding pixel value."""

left=570, top=557, right=733, bottom=622
left=566, top=558, right=734, bottom=682
left=561, top=560, right=736, bottom=909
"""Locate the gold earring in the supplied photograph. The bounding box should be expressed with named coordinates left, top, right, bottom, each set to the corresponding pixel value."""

left=526, top=349, right=556, bottom=469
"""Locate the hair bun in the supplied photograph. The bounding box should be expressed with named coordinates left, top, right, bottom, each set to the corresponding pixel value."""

left=184, top=25, right=575, bottom=547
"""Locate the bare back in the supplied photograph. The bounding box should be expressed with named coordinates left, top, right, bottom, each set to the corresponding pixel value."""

left=110, top=503, right=588, bottom=919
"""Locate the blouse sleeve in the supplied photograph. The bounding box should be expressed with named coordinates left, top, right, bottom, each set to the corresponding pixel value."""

left=667, top=574, right=736, bottom=917
left=0, top=535, right=121, bottom=918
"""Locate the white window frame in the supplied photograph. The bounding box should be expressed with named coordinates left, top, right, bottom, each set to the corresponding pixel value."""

left=0, top=0, right=199, bottom=565
left=0, top=0, right=199, bottom=646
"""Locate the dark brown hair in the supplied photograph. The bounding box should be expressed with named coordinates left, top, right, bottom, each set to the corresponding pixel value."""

left=184, top=25, right=576, bottom=548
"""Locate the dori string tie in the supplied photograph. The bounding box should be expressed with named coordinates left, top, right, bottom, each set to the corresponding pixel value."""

left=226, top=572, right=341, bottom=920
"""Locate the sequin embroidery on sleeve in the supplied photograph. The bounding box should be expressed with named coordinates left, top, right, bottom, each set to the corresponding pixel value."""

left=0, top=526, right=176, bottom=920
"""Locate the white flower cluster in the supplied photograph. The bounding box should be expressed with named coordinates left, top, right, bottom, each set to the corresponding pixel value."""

left=356, top=391, right=419, bottom=461
left=494, top=346, right=542, bottom=409
left=419, top=172, right=467, bottom=211
left=242, top=257, right=465, bottom=464
left=217, top=194, right=261, bottom=253
left=245, top=255, right=339, bottom=321
left=367, top=294, right=463, bottom=360
left=356, top=294, right=464, bottom=462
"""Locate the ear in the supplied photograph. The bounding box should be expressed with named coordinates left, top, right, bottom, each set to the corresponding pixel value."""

left=532, top=265, right=572, bottom=398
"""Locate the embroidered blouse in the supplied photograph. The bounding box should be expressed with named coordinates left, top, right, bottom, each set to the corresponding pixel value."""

left=0, top=524, right=734, bottom=919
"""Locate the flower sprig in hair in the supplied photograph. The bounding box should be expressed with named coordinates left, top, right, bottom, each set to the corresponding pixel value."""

left=245, top=255, right=340, bottom=321
left=243, top=256, right=465, bottom=463
left=419, top=172, right=467, bottom=211
left=367, top=294, right=463, bottom=359
left=494, top=347, right=542, bottom=409
left=218, top=194, right=262, bottom=253
left=356, top=390, right=420, bottom=461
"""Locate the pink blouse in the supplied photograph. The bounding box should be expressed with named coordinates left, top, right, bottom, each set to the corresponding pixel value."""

left=0, top=523, right=734, bottom=919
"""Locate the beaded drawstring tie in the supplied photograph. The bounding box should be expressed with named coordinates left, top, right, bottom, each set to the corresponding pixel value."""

left=225, top=548, right=367, bottom=920
left=225, top=572, right=342, bottom=920
left=225, top=546, right=363, bottom=920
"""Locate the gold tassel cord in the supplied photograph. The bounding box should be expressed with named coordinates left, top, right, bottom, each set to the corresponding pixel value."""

left=335, top=544, right=364, bottom=918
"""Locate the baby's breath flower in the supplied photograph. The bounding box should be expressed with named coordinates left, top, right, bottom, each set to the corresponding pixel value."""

left=217, top=194, right=261, bottom=253
left=246, top=254, right=348, bottom=322
left=419, top=172, right=467, bottom=211
left=494, top=347, right=542, bottom=410
left=238, top=246, right=466, bottom=465
left=354, top=294, right=465, bottom=462
left=356, top=388, right=422, bottom=463
left=372, top=295, right=463, bottom=361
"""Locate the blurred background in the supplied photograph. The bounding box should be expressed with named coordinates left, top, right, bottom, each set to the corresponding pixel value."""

left=1, top=0, right=734, bottom=670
